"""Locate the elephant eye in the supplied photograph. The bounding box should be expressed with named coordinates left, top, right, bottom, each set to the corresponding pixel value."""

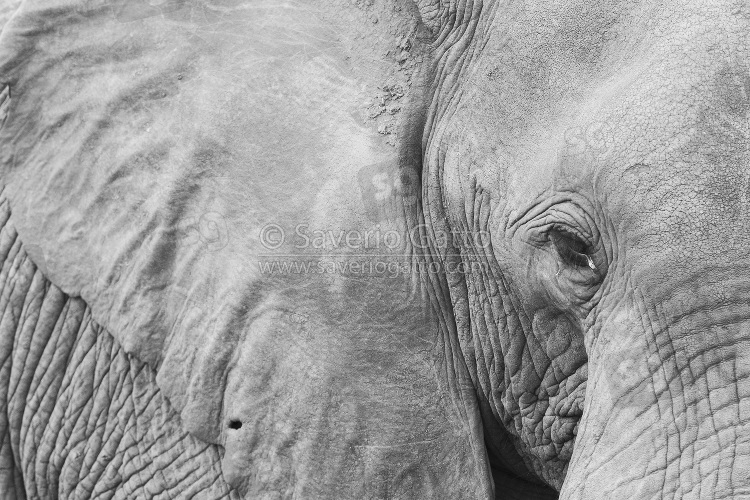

left=549, top=227, right=596, bottom=270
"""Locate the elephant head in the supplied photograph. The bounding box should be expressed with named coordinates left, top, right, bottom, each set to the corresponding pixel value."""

left=410, top=0, right=750, bottom=497
left=0, top=0, right=747, bottom=499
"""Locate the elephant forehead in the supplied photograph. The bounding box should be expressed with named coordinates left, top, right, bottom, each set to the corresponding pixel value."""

left=585, top=14, right=750, bottom=283
left=453, top=1, right=748, bottom=223
left=456, top=1, right=744, bottom=162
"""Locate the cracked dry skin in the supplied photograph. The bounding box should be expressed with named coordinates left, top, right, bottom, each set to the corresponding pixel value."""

left=0, top=0, right=748, bottom=499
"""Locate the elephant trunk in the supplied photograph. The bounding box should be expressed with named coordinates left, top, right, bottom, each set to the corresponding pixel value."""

left=561, top=278, right=750, bottom=499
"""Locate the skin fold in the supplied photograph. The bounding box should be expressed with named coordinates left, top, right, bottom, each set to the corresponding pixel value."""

left=0, top=0, right=747, bottom=499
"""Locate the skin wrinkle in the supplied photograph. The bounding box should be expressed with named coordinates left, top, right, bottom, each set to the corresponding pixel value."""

left=476, top=188, right=501, bottom=379
left=455, top=172, right=554, bottom=487
left=424, top=130, right=486, bottom=490
left=420, top=139, right=501, bottom=498
left=464, top=171, right=580, bottom=476
left=424, top=4, right=484, bottom=157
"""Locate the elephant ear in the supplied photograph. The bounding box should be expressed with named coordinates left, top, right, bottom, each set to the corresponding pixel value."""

left=0, top=0, right=499, bottom=497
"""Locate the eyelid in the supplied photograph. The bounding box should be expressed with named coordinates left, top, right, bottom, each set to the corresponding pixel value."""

left=548, top=224, right=592, bottom=246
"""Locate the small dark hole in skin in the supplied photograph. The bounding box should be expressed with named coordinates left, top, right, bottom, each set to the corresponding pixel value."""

left=228, top=420, right=242, bottom=430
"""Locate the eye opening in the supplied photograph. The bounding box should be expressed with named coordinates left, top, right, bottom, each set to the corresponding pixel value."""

left=548, top=226, right=597, bottom=270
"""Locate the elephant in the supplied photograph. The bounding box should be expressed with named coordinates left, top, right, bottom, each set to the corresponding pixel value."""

left=0, top=0, right=747, bottom=498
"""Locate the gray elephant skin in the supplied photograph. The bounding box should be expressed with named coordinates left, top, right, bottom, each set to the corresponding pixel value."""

left=0, top=0, right=747, bottom=499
